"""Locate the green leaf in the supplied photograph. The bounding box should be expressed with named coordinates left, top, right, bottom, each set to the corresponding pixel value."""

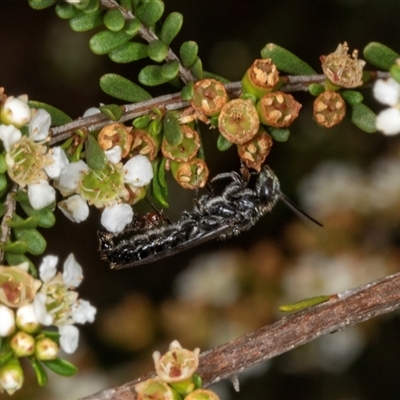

left=160, top=12, right=183, bottom=45
left=363, top=42, right=400, bottom=71
left=5, top=253, right=37, bottom=277
left=163, top=112, right=183, bottom=145
left=261, top=43, right=317, bottom=75
left=158, top=157, right=168, bottom=189
left=147, top=40, right=169, bottom=62
left=100, top=73, right=152, bottom=102
left=99, top=104, right=123, bottom=121
left=190, top=56, right=203, bottom=80
left=138, top=65, right=170, bottom=86
left=217, top=134, right=233, bottom=151
left=1, top=240, right=30, bottom=255
left=0, top=154, right=7, bottom=174
left=124, top=18, right=141, bottom=35
left=103, top=8, right=125, bottom=32
left=270, top=128, right=290, bottom=142
left=120, top=0, right=133, bottom=12
left=42, top=330, right=60, bottom=344
left=350, top=103, right=377, bottom=133
left=69, top=9, right=103, bottom=32
left=0, top=345, right=13, bottom=368
left=55, top=2, right=78, bottom=19
left=28, top=0, right=56, bottom=9
left=179, top=41, right=198, bottom=68
left=14, top=221, right=47, bottom=256
left=133, top=115, right=152, bottom=129
left=28, top=101, right=72, bottom=126
left=42, top=358, right=78, bottom=377
left=278, top=295, right=331, bottom=312
left=161, top=61, right=180, bottom=80
left=390, top=64, right=400, bottom=84
left=181, top=81, right=194, bottom=101
left=149, top=119, right=162, bottom=136
left=89, top=30, right=134, bottom=55
left=308, top=83, right=324, bottom=97
left=0, top=174, right=7, bottom=192
left=8, top=216, right=39, bottom=229
left=341, top=90, right=364, bottom=106
left=136, top=0, right=164, bottom=27
left=28, top=358, right=48, bottom=387
left=86, top=135, right=107, bottom=170
left=109, top=42, right=148, bottom=63
left=83, top=0, right=100, bottom=13
left=151, top=159, right=169, bottom=207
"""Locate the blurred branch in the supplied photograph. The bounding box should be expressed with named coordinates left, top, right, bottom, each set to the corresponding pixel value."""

left=79, top=270, right=400, bottom=400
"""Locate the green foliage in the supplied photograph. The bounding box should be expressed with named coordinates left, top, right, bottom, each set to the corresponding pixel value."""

left=109, top=42, right=148, bottom=63
left=69, top=10, right=103, bottom=32
left=151, top=158, right=169, bottom=207
left=99, top=104, right=124, bottom=121
left=42, top=358, right=78, bottom=377
left=217, top=134, right=233, bottom=151
left=28, top=357, right=48, bottom=387
left=28, top=101, right=72, bottom=126
left=103, top=8, right=126, bottom=32
left=180, top=41, right=198, bottom=68
left=13, top=220, right=47, bottom=256
left=160, top=12, right=183, bottom=45
left=28, top=0, right=56, bottom=10
left=341, top=90, right=364, bottom=106
left=350, top=103, right=377, bottom=133
left=278, top=295, right=331, bottom=312
left=163, top=112, right=183, bottom=145
left=89, top=30, right=135, bottom=55
left=363, top=42, right=400, bottom=71
left=136, top=0, right=165, bottom=27
left=181, top=81, right=194, bottom=101
left=85, top=135, right=108, bottom=170
left=100, top=74, right=152, bottom=102
left=261, top=43, right=317, bottom=75
left=147, top=40, right=169, bottom=62
left=55, top=2, right=78, bottom=19
left=270, top=128, right=290, bottom=142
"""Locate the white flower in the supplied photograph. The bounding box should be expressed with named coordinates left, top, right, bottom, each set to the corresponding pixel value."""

left=63, top=254, right=83, bottom=288
left=373, top=78, right=400, bottom=106
left=39, top=255, right=59, bottom=282
left=0, top=124, right=22, bottom=151
left=54, top=160, right=89, bottom=196
left=59, top=324, right=79, bottom=354
left=82, top=107, right=101, bottom=117
left=29, top=109, right=51, bottom=141
left=123, top=155, right=153, bottom=187
left=0, top=305, right=15, bottom=337
left=0, top=358, right=24, bottom=395
left=58, top=194, right=89, bottom=223
left=0, top=95, right=31, bottom=128
left=105, top=145, right=122, bottom=164
left=27, top=180, right=56, bottom=210
left=72, top=299, right=97, bottom=324
left=44, top=146, right=69, bottom=179
left=376, top=107, right=400, bottom=135
left=100, top=203, right=133, bottom=233
left=16, top=304, right=40, bottom=333
left=33, top=293, right=53, bottom=326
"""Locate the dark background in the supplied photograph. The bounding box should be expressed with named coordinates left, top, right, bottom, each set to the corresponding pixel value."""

left=2, top=1, right=400, bottom=399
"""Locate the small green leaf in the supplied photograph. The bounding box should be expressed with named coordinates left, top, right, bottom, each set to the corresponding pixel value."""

left=86, top=135, right=107, bottom=170
left=69, top=10, right=103, bottom=32
left=0, top=154, right=7, bottom=174
left=278, top=295, right=332, bottom=312
left=103, top=8, right=125, bottom=32
left=14, top=218, right=47, bottom=256
left=341, top=90, right=364, bottom=106
left=28, top=0, right=56, bottom=9
left=181, top=81, right=194, bottom=101
left=163, top=112, right=183, bottom=145
left=147, top=40, right=169, bottom=62
left=139, top=65, right=170, bottom=86
left=149, top=119, right=162, bottom=136
left=5, top=253, right=37, bottom=277
left=161, top=61, right=180, bottom=80
left=124, top=18, right=141, bottom=35
left=390, top=64, right=400, bottom=84
left=109, top=42, right=148, bottom=63
left=0, top=345, right=13, bottom=368
left=72, top=0, right=91, bottom=10
left=133, top=115, right=152, bottom=129
left=192, top=374, right=203, bottom=389
left=8, top=215, right=39, bottom=229
left=0, top=174, right=7, bottom=192
left=308, top=83, right=324, bottom=97
left=151, top=159, right=169, bottom=207
left=363, top=42, right=400, bottom=71
left=179, top=41, right=198, bottom=68
left=217, top=134, right=233, bottom=151
left=100, top=73, right=152, bottom=102
left=42, top=330, right=60, bottom=344
left=28, top=101, right=72, bottom=126
left=55, top=2, right=78, bottom=19
left=136, top=0, right=164, bottom=27
left=99, top=104, right=123, bottom=121
left=42, top=358, right=78, bottom=377
left=158, top=157, right=168, bottom=189
left=270, top=128, right=290, bottom=142
left=83, top=0, right=100, bottom=13
left=350, top=103, right=377, bottom=133
left=28, top=358, right=48, bottom=387
left=160, top=12, right=183, bottom=45
left=19, top=203, right=56, bottom=229
left=1, top=241, right=30, bottom=255
left=190, top=56, right=203, bottom=80
left=89, top=30, right=134, bottom=55
left=261, top=43, right=317, bottom=75
left=120, top=0, right=133, bottom=12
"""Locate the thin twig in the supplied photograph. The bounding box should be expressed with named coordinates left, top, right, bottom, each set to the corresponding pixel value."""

left=0, top=185, right=17, bottom=262
left=79, top=270, right=400, bottom=400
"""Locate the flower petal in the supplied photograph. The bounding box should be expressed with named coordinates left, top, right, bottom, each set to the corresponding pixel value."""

left=63, top=254, right=83, bottom=288
left=100, top=203, right=133, bottom=233
left=59, top=324, right=79, bottom=354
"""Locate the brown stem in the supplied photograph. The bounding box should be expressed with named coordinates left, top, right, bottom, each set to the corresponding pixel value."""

left=78, top=270, right=400, bottom=400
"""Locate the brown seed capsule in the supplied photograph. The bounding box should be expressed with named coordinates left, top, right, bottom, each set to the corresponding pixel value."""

left=257, top=91, right=302, bottom=128
left=170, top=158, right=209, bottom=189
left=237, top=127, right=273, bottom=171
left=131, top=129, right=161, bottom=161
left=320, top=42, right=366, bottom=88
left=313, top=91, right=346, bottom=128
left=98, top=123, right=133, bottom=158
left=218, top=98, right=260, bottom=144
left=191, top=79, right=229, bottom=117
left=161, top=125, right=201, bottom=162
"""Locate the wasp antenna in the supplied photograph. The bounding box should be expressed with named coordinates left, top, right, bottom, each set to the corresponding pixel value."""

left=280, top=193, right=323, bottom=227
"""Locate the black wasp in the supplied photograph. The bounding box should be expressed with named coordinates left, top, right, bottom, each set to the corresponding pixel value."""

left=98, top=165, right=321, bottom=269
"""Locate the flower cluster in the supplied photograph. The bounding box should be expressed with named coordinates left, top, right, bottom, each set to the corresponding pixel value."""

left=0, top=254, right=96, bottom=395
left=135, top=340, right=220, bottom=400
left=373, top=70, right=400, bottom=135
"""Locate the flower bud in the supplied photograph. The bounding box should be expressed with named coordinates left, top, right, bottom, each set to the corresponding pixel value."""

left=131, top=129, right=161, bottom=161
left=35, top=336, right=59, bottom=360
left=191, top=79, right=228, bottom=117
left=16, top=303, right=40, bottom=333
left=98, top=123, right=133, bottom=159
left=162, top=125, right=201, bottom=162
left=218, top=99, right=260, bottom=144
left=0, top=305, right=15, bottom=336
left=0, top=358, right=24, bottom=395
left=135, top=379, right=181, bottom=400
left=0, top=96, right=31, bottom=128
left=10, top=331, right=35, bottom=357
left=185, top=389, right=220, bottom=400
left=313, top=91, right=346, bottom=128
left=257, top=92, right=301, bottom=128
